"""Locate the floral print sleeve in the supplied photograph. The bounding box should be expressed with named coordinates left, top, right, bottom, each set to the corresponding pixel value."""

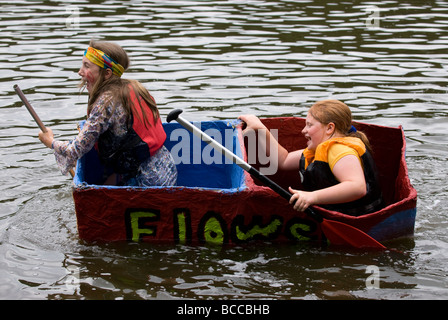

left=52, top=93, right=119, bottom=175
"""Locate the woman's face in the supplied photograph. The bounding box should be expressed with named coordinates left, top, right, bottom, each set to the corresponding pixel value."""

left=301, top=112, right=330, bottom=151
left=78, top=56, right=101, bottom=93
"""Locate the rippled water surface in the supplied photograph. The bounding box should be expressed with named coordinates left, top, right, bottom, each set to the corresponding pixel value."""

left=1, top=0, right=447, bottom=300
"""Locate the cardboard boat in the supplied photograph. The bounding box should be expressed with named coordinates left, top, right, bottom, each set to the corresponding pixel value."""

left=72, top=117, right=417, bottom=245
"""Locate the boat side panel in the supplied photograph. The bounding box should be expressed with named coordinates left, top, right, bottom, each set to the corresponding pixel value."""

left=367, top=208, right=417, bottom=241
left=73, top=187, right=324, bottom=244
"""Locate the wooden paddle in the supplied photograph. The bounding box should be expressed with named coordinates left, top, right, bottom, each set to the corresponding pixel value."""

left=167, top=109, right=387, bottom=250
left=14, top=84, right=75, bottom=178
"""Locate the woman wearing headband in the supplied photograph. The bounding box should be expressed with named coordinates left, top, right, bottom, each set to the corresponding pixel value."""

left=239, top=100, right=384, bottom=216
left=39, top=40, right=177, bottom=187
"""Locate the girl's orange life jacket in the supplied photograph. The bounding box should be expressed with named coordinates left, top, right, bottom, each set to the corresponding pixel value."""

left=299, top=137, right=384, bottom=216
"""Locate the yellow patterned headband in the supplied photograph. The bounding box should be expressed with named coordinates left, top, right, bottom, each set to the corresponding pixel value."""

left=84, top=47, right=124, bottom=77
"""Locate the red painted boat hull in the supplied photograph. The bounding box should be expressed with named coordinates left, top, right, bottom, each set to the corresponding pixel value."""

left=72, top=117, right=417, bottom=244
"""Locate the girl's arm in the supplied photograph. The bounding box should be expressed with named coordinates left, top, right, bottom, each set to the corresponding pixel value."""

left=289, top=154, right=367, bottom=212
left=238, top=114, right=302, bottom=171
left=40, top=94, right=114, bottom=175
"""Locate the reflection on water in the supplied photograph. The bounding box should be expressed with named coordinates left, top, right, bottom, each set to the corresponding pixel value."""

left=0, top=0, right=447, bottom=300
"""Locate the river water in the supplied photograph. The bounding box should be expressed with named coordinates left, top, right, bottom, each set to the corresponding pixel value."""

left=0, top=0, right=447, bottom=301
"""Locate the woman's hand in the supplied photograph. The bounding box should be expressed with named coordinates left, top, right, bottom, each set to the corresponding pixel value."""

left=238, top=114, right=266, bottom=135
left=38, top=128, right=54, bottom=149
left=288, top=186, right=317, bottom=212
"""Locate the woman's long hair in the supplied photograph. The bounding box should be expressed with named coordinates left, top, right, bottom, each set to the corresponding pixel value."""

left=80, top=39, right=159, bottom=128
